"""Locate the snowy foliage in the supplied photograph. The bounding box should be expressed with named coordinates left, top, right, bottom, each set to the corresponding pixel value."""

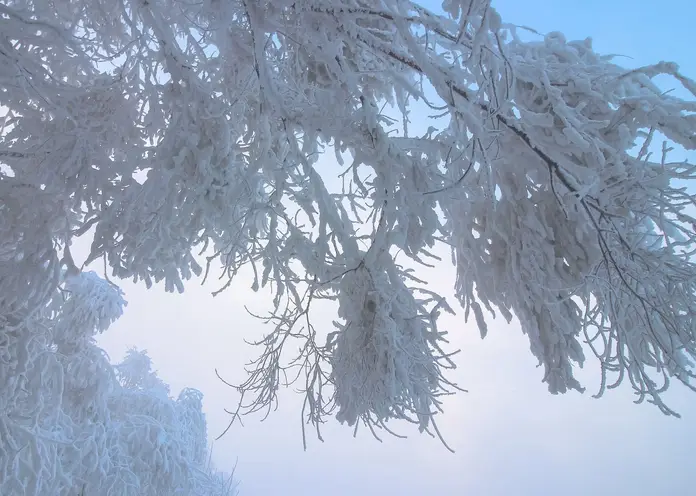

left=1, top=0, right=696, bottom=454
left=0, top=271, right=237, bottom=495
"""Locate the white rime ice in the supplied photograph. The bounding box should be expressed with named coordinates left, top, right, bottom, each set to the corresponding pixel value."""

left=0, top=271, right=237, bottom=494
left=1, top=0, right=696, bottom=473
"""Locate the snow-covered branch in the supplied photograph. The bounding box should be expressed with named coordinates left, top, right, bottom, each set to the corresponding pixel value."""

left=2, top=0, right=696, bottom=461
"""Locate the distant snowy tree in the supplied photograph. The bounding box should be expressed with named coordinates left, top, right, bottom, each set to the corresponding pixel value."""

left=1, top=0, right=695, bottom=454
left=0, top=270, right=238, bottom=495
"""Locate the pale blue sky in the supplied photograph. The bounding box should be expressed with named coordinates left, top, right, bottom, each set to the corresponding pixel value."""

left=95, top=2, right=696, bottom=495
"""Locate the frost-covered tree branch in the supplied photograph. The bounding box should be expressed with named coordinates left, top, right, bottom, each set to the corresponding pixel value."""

left=1, top=0, right=695, bottom=459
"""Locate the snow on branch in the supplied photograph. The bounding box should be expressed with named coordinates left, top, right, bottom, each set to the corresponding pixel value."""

left=1, top=0, right=695, bottom=457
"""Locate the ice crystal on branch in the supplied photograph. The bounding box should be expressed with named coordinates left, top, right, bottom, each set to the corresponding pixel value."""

left=1, top=0, right=696, bottom=458
left=330, top=262, right=458, bottom=440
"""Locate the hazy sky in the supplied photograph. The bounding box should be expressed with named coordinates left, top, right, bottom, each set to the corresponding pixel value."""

left=93, top=1, right=696, bottom=495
